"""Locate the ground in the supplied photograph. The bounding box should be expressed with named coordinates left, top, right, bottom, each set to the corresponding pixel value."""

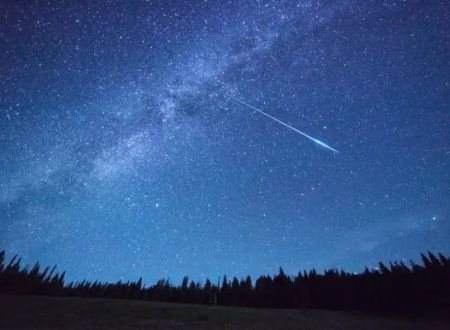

left=0, top=295, right=448, bottom=329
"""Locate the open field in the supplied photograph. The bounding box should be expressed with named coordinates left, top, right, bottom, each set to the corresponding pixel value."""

left=0, top=295, right=448, bottom=329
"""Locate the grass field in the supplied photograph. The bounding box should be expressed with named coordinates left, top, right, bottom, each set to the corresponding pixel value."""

left=0, top=295, right=448, bottom=329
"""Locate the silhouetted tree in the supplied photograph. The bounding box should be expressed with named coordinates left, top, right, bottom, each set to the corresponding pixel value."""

left=0, top=249, right=449, bottom=312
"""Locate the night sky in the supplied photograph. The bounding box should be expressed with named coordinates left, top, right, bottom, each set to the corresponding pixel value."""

left=1, top=0, right=449, bottom=283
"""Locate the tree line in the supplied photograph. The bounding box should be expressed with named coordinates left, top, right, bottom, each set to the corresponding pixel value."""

left=1, top=250, right=449, bottom=312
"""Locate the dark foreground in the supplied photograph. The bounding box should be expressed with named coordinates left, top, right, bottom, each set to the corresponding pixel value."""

left=0, top=295, right=448, bottom=330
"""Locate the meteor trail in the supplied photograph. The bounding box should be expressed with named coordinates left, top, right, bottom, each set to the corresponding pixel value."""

left=227, top=94, right=339, bottom=153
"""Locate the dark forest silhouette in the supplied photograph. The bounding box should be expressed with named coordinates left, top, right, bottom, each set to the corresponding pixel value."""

left=1, top=250, right=449, bottom=312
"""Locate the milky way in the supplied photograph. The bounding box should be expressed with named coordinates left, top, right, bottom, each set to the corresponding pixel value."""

left=1, top=1, right=449, bottom=283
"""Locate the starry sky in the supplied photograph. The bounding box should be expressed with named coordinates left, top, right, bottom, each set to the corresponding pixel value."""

left=1, top=0, right=449, bottom=283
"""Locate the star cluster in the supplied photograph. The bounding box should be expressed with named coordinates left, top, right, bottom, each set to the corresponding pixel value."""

left=1, top=0, right=449, bottom=283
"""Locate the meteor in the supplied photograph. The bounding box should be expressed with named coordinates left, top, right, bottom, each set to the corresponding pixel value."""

left=227, top=94, right=338, bottom=153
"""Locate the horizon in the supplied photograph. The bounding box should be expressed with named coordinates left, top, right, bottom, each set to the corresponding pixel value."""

left=1, top=249, right=445, bottom=287
left=1, top=1, right=449, bottom=284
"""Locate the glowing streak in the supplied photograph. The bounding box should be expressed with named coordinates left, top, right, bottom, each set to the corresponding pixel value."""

left=227, top=95, right=338, bottom=153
